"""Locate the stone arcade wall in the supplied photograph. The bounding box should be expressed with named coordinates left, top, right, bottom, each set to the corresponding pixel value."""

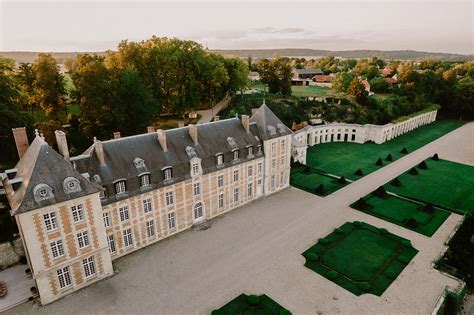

left=292, top=110, right=438, bottom=164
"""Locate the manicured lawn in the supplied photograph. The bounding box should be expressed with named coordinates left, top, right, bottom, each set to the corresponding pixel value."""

left=305, top=120, right=463, bottom=181
left=290, top=165, right=349, bottom=196
left=291, top=85, right=338, bottom=98
left=388, top=159, right=474, bottom=214
left=351, top=192, right=451, bottom=236
left=211, top=294, right=291, bottom=315
left=303, top=221, right=418, bottom=296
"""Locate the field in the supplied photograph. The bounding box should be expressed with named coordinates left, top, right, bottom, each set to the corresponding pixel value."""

left=291, top=85, right=339, bottom=98
left=303, top=221, right=418, bottom=296
left=211, top=294, right=291, bottom=315
left=351, top=192, right=450, bottom=236
left=290, top=165, right=349, bottom=196
left=388, top=159, right=474, bottom=214
left=305, top=120, right=463, bottom=181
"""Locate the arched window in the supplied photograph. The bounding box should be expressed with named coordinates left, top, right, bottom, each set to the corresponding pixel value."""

left=193, top=202, right=203, bottom=219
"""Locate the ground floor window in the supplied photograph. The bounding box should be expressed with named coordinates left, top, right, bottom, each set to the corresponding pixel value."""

left=194, top=202, right=203, bottom=219
left=218, top=193, right=224, bottom=209
left=107, top=234, right=116, bottom=253
left=123, top=228, right=133, bottom=247
left=280, top=171, right=285, bottom=187
left=247, top=183, right=253, bottom=197
left=234, top=188, right=239, bottom=202
left=146, top=220, right=155, bottom=238
left=82, top=256, right=96, bottom=278
left=271, top=175, right=276, bottom=190
left=168, top=212, right=176, bottom=229
left=57, top=266, right=72, bottom=289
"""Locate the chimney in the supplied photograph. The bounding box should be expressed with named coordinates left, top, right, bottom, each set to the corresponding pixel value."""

left=213, top=116, right=220, bottom=121
left=188, top=124, right=198, bottom=145
left=241, top=115, right=250, bottom=133
left=147, top=126, right=155, bottom=133
left=94, top=138, right=106, bottom=166
left=54, top=130, right=70, bottom=161
left=157, top=129, right=167, bottom=152
left=12, top=127, right=29, bottom=159
left=113, top=132, right=121, bottom=139
left=251, top=108, right=258, bottom=116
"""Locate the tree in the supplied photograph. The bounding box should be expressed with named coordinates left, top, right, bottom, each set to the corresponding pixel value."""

left=15, top=63, right=36, bottom=111
left=257, top=57, right=292, bottom=96
left=348, top=79, right=368, bottom=104
left=369, top=77, right=391, bottom=93
left=332, top=71, right=353, bottom=92
left=453, top=77, right=474, bottom=119
left=223, top=57, right=249, bottom=95
left=366, top=66, right=379, bottom=80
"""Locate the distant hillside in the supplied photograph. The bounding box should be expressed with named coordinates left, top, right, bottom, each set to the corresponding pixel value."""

left=1, top=49, right=472, bottom=64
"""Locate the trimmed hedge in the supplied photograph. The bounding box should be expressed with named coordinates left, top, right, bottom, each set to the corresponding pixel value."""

left=400, top=147, right=408, bottom=154
left=375, top=158, right=383, bottom=166
left=418, top=160, right=428, bottom=170
left=409, top=168, right=419, bottom=175
left=358, top=282, right=371, bottom=292
left=247, top=295, right=260, bottom=305
left=398, top=255, right=410, bottom=264
left=306, top=252, right=319, bottom=261
left=354, top=168, right=364, bottom=176
left=327, top=271, right=338, bottom=280
left=386, top=153, right=393, bottom=161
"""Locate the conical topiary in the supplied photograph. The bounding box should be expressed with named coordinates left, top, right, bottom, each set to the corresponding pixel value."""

left=400, top=147, right=408, bottom=154
left=337, top=176, right=346, bottom=184
left=405, top=218, right=418, bottom=228
left=375, top=158, right=383, bottom=166
left=418, top=160, right=428, bottom=170
left=409, top=168, right=418, bottom=175
left=431, top=153, right=439, bottom=161
left=315, top=184, right=325, bottom=195
left=424, top=203, right=434, bottom=213
left=354, top=168, right=364, bottom=176
left=374, top=186, right=387, bottom=198
left=354, top=198, right=368, bottom=209
left=386, top=153, right=393, bottom=161
left=391, top=178, right=401, bottom=187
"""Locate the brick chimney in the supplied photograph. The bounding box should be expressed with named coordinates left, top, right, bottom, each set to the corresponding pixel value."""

left=251, top=108, right=258, bottom=116
left=54, top=130, right=70, bottom=161
left=188, top=124, right=198, bottom=145
left=94, top=138, right=106, bottom=166
left=157, top=129, right=167, bottom=152
left=241, top=115, right=250, bottom=133
left=12, top=127, right=29, bottom=159
left=147, top=126, right=155, bottom=133
left=113, top=132, right=121, bottom=139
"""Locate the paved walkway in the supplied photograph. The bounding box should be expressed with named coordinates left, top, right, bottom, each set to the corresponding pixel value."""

left=6, top=123, right=471, bottom=315
left=195, top=94, right=231, bottom=123
left=0, top=264, right=35, bottom=312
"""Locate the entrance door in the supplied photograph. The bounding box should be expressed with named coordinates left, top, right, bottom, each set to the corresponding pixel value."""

left=256, top=179, right=263, bottom=197
left=193, top=202, right=204, bottom=222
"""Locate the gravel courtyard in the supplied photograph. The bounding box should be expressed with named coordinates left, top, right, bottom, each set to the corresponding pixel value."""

left=7, top=123, right=472, bottom=315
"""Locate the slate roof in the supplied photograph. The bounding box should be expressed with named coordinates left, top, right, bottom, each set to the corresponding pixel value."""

left=293, top=68, right=324, bottom=76
left=3, top=136, right=102, bottom=215
left=250, top=103, right=293, bottom=141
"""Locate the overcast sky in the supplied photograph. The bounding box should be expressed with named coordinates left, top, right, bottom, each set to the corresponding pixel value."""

left=1, top=0, right=473, bottom=54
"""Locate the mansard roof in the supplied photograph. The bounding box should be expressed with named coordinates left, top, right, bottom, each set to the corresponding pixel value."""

left=3, top=136, right=102, bottom=215
left=249, top=103, right=293, bottom=141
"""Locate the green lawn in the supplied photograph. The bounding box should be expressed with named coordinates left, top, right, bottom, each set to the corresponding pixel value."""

left=303, top=222, right=418, bottom=296
left=305, top=120, right=464, bottom=181
left=290, top=165, right=349, bottom=196
left=211, top=294, right=291, bottom=315
left=351, top=193, right=451, bottom=236
left=388, top=159, right=474, bottom=214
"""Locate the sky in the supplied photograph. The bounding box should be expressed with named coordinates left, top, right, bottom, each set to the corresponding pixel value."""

left=0, top=0, right=473, bottom=54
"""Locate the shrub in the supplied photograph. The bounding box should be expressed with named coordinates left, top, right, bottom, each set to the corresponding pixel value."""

left=431, top=153, right=439, bottom=161
left=358, top=282, right=371, bottom=292
left=327, top=271, right=338, bottom=279
left=400, top=147, right=408, bottom=154
left=384, top=270, right=397, bottom=279
left=354, top=168, right=364, bottom=176
left=353, top=198, right=368, bottom=209
left=379, top=228, right=388, bottom=234
left=315, top=184, right=325, bottom=195
left=306, top=252, right=319, bottom=261
left=386, top=153, right=393, bottom=161
left=401, top=240, right=412, bottom=247
left=337, top=176, right=346, bottom=184
left=405, top=218, right=418, bottom=228
left=319, top=238, right=329, bottom=245
left=391, top=178, right=401, bottom=187
left=353, top=221, right=363, bottom=227
left=418, top=160, right=428, bottom=170
left=374, top=186, right=387, bottom=198
left=409, top=168, right=418, bottom=175
left=335, top=227, right=345, bottom=234
left=423, top=203, right=434, bottom=213
left=247, top=295, right=260, bottom=305
left=375, top=158, right=383, bottom=166
left=398, top=256, right=410, bottom=264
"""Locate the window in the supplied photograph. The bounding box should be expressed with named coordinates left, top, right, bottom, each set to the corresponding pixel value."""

left=163, top=168, right=173, bottom=181
left=271, top=175, right=276, bottom=189
left=83, top=256, right=96, bottom=278
left=217, top=175, right=224, bottom=188
left=99, top=188, right=106, bottom=199
left=247, top=165, right=253, bottom=177
left=192, top=163, right=199, bottom=176
left=233, top=188, right=239, bottom=202
left=77, top=231, right=90, bottom=248
left=218, top=193, right=224, bottom=209
left=280, top=171, right=285, bottom=187
left=281, top=156, right=285, bottom=166
left=43, top=212, right=59, bottom=231
left=119, top=206, right=130, bottom=221
left=351, top=134, right=356, bottom=141
left=193, top=182, right=201, bottom=196
left=123, top=228, right=133, bottom=247
left=257, top=145, right=262, bottom=154
left=71, top=204, right=85, bottom=223
left=146, top=220, right=155, bottom=238
left=50, top=240, right=65, bottom=258
left=115, top=180, right=126, bottom=194
left=165, top=191, right=174, bottom=206
left=281, top=139, right=285, bottom=151
left=271, top=142, right=276, bottom=154
left=257, top=163, right=263, bottom=173
left=233, top=150, right=239, bottom=161
left=143, top=198, right=152, bottom=213
left=107, top=234, right=116, bottom=253
left=193, top=202, right=203, bottom=219
left=272, top=159, right=276, bottom=170
left=247, top=146, right=254, bottom=157
left=168, top=212, right=176, bottom=229
left=140, top=174, right=150, bottom=187
left=233, top=169, right=239, bottom=182
left=216, top=154, right=224, bottom=166
left=247, top=183, right=253, bottom=197
left=57, top=266, right=72, bottom=289
left=103, top=212, right=111, bottom=228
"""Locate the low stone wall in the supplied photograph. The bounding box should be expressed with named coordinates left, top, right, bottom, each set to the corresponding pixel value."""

left=0, top=238, right=25, bottom=270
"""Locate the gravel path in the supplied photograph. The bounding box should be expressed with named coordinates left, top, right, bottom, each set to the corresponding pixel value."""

left=7, top=122, right=471, bottom=315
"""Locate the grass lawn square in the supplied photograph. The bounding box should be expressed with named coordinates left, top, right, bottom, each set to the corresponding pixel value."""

left=211, top=294, right=291, bottom=315
left=303, top=222, right=418, bottom=296
left=290, top=165, right=349, bottom=196
left=305, top=120, right=463, bottom=181
left=351, top=193, right=450, bottom=236
left=388, top=159, right=474, bottom=214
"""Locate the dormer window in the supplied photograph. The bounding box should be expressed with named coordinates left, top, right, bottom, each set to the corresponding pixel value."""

left=140, top=174, right=150, bottom=187
left=247, top=146, right=254, bottom=157
left=163, top=167, right=173, bottom=181
left=233, top=150, right=239, bottom=161
left=192, top=163, right=199, bottom=176
left=114, top=180, right=126, bottom=194
left=99, top=188, right=106, bottom=199
left=257, top=145, right=263, bottom=154
left=33, top=183, right=54, bottom=202
left=216, top=154, right=224, bottom=166
left=63, top=177, right=81, bottom=194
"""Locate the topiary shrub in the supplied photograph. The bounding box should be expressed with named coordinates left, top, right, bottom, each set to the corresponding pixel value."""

left=327, top=271, right=338, bottom=279
left=398, top=256, right=410, bottom=264
left=358, top=282, right=371, bottom=292
left=409, top=168, right=418, bottom=175
left=247, top=295, right=260, bottom=305
left=337, top=176, right=346, bottom=184
left=353, top=221, right=363, bottom=227
left=306, top=252, right=319, bottom=261
left=379, top=228, right=388, bottom=234
left=400, top=147, right=408, bottom=154
left=418, top=160, right=428, bottom=170
left=353, top=198, right=368, bottom=210
left=386, top=153, right=393, bottom=161
left=423, top=203, right=434, bottom=213
left=375, top=158, right=383, bottom=166
left=384, top=270, right=397, bottom=279
left=405, top=218, right=418, bottom=228
left=315, top=184, right=325, bottom=195
left=335, top=227, right=345, bottom=234
left=431, top=153, right=439, bottom=161
left=401, top=240, right=412, bottom=247
left=354, top=169, right=364, bottom=176
left=374, top=186, right=387, bottom=198
left=390, top=178, right=401, bottom=187
left=318, top=238, right=329, bottom=245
